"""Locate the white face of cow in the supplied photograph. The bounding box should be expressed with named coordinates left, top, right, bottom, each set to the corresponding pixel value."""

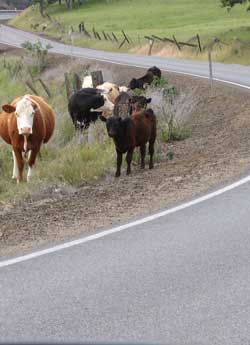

left=15, top=97, right=36, bottom=135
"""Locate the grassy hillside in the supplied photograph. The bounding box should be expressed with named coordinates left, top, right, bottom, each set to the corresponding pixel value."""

left=10, top=0, right=250, bottom=63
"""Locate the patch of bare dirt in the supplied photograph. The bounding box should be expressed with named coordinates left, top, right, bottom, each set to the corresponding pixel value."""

left=1, top=59, right=250, bottom=258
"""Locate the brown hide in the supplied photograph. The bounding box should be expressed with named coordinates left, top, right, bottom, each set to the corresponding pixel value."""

left=0, top=95, right=55, bottom=182
left=131, top=110, right=157, bottom=147
left=0, top=95, right=55, bottom=149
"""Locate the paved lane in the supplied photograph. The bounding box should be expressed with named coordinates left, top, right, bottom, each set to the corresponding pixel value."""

left=1, top=181, right=250, bottom=344
left=1, top=25, right=250, bottom=88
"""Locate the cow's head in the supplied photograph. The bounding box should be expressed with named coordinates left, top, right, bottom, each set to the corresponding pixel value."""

left=129, top=78, right=138, bottom=90
left=131, top=96, right=152, bottom=112
left=105, top=116, right=122, bottom=138
left=2, top=97, right=37, bottom=136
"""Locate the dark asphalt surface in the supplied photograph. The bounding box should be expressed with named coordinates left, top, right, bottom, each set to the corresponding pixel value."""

left=1, top=182, right=250, bottom=344
left=1, top=24, right=250, bottom=88
left=0, top=22, right=250, bottom=345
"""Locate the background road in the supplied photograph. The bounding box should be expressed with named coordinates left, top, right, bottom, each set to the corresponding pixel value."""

left=0, top=12, right=21, bottom=21
left=0, top=23, right=250, bottom=345
left=1, top=24, right=250, bottom=87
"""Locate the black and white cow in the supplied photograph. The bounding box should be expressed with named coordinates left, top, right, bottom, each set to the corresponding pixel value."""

left=68, top=87, right=114, bottom=131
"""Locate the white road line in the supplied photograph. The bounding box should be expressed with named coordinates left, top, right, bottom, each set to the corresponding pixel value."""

left=1, top=28, right=250, bottom=268
left=1, top=174, right=250, bottom=268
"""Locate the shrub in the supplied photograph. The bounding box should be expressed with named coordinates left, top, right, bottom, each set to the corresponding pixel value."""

left=21, top=40, right=52, bottom=75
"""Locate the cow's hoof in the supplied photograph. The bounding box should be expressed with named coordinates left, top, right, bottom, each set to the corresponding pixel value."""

left=115, top=172, right=120, bottom=178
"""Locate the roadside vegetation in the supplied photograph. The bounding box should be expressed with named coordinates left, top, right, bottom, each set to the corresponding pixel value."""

left=0, top=52, right=115, bottom=204
left=10, top=0, right=250, bottom=64
left=0, top=50, right=192, bottom=205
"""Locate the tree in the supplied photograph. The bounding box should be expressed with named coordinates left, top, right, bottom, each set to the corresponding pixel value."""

left=32, top=0, right=45, bottom=16
left=220, top=0, right=250, bottom=11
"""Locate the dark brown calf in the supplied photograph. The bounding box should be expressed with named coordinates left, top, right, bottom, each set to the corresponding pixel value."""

left=104, top=109, right=156, bottom=177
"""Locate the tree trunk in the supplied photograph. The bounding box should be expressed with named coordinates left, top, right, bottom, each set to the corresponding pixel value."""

left=65, top=0, right=72, bottom=9
left=38, top=0, right=45, bottom=17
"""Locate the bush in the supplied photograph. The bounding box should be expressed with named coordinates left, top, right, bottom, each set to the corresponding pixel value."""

left=160, top=126, right=191, bottom=142
left=21, top=40, right=52, bottom=75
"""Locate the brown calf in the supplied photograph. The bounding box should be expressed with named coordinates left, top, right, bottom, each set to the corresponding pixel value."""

left=103, top=109, right=157, bottom=177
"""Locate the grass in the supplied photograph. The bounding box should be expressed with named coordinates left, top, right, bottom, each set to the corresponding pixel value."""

left=0, top=53, right=193, bottom=205
left=0, top=55, right=114, bottom=204
left=9, top=0, right=250, bottom=63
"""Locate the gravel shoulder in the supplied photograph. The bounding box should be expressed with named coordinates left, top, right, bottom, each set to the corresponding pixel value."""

left=1, top=60, right=250, bottom=258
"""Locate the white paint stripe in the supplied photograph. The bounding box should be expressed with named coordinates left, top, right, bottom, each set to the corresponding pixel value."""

left=1, top=174, right=250, bottom=268
left=1, top=28, right=250, bottom=268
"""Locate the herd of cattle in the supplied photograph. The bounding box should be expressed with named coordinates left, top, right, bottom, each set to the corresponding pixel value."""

left=0, top=66, right=161, bottom=182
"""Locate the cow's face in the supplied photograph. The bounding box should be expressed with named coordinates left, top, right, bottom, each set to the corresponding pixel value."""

left=3, top=97, right=37, bottom=136
left=129, top=78, right=138, bottom=90
left=131, top=96, right=152, bottom=112
left=106, top=116, right=121, bottom=138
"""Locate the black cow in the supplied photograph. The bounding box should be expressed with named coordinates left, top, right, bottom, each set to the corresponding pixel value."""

left=68, top=88, right=114, bottom=131
left=129, top=66, right=162, bottom=90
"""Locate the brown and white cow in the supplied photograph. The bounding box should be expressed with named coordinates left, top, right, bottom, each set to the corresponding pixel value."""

left=0, top=95, right=55, bottom=183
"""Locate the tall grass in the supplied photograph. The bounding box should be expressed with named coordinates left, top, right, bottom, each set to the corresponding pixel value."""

left=0, top=56, right=114, bottom=204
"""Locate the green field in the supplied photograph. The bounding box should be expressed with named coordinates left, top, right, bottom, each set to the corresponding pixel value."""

left=10, top=0, right=250, bottom=63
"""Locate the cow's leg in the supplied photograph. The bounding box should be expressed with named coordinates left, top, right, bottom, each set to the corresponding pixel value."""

left=140, top=144, right=146, bottom=169
left=126, top=148, right=134, bottom=175
left=27, top=150, right=38, bottom=182
left=116, top=150, right=123, bottom=177
left=149, top=140, right=155, bottom=169
left=13, top=148, right=24, bottom=183
left=12, top=150, right=19, bottom=179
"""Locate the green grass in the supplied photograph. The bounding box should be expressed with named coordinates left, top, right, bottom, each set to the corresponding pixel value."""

left=0, top=55, right=114, bottom=204
left=10, top=0, right=250, bottom=63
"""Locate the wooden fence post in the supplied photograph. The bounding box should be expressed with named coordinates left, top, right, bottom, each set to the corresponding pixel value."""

left=173, top=35, right=181, bottom=51
left=26, top=81, right=39, bottom=95
left=91, top=71, right=103, bottom=87
left=197, top=34, right=202, bottom=52
left=64, top=72, right=71, bottom=101
left=148, top=39, right=154, bottom=56
left=208, top=48, right=213, bottom=89
left=73, top=73, right=82, bottom=91
left=38, top=78, right=51, bottom=98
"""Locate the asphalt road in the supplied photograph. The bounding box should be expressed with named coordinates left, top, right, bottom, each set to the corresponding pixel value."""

left=1, top=182, right=250, bottom=344
left=0, top=12, right=20, bottom=21
left=1, top=24, right=250, bottom=87
left=0, top=24, right=250, bottom=345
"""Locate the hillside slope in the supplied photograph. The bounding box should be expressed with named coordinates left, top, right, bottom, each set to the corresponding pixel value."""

left=10, top=0, right=250, bottom=64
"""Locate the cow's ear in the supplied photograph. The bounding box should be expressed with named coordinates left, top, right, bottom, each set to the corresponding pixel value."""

left=33, top=103, right=38, bottom=111
left=2, top=104, right=16, bottom=113
left=146, top=98, right=152, bottom=103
